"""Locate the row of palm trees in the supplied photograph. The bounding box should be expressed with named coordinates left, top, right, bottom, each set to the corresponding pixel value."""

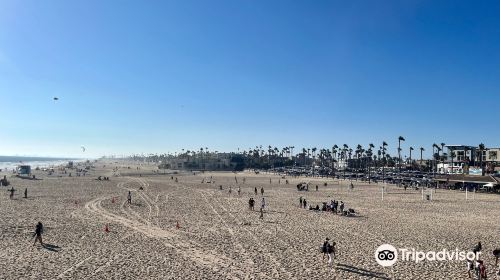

left=130, top=139, right=489, bottom=176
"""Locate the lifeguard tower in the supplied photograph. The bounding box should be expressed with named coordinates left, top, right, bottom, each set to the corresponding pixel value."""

left=17, top=165, right=32, bottom=176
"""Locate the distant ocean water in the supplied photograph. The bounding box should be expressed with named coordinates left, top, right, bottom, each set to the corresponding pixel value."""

left=0, top=156, right=85, bottom=170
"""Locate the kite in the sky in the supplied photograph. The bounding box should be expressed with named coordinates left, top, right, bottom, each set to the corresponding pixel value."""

left=53, top=97, right=59, bottom=101
left=81, top=146, right=86, bottom=152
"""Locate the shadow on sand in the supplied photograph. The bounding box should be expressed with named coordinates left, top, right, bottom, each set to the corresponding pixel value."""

left=40, top=243, right=61, bottom=252
left=336, top=263, right=390, bottom=279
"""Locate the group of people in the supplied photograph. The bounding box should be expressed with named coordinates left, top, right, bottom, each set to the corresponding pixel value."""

left=299, top=197, right=353, bottom=216
left=254, top=187, right=264, bottom=196
left=225, top=186, right=242, bottom=196
left=466, top=242, right=500, bottom=279
left=248, top=195, right=267, bottom=219
left=6, top=186, right=28, bottom=199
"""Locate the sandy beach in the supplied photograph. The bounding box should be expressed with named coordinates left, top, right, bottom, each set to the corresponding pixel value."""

left=0, top=161, right=498, bottom=279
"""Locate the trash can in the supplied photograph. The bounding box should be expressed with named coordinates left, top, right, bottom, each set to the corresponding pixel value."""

left=426, top=194, right=430, bottom=201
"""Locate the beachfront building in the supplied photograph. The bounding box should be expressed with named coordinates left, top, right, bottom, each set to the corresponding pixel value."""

left=166, top=153, right=237, bottom=171
left=440, top=145, right=500, bottom=175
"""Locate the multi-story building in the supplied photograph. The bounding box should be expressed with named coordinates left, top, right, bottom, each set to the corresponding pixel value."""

left=440, top=145, right=500, bottom=174
left=166, top=153, right=236, bottom=170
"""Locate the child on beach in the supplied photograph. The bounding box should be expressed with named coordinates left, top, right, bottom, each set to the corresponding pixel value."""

left=33, top=222, right=44, bottom=246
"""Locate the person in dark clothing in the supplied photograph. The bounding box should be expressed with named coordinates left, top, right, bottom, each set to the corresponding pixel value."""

left=127, top=191, right=132, bottom=204
left=260, top=187, right=264, bottom=196
left=473, top=242, right=482, bottom=255
left=254, top=187, right=258, bottom=195
left=8, top=187, right=15, bottom=199
left=33, top=222, right=44, bottom=246
left=322, top=238, right=330, bottom=260
left=302, top=199, right=307, bottom=209
left=248, top=198, right=255, bottom=210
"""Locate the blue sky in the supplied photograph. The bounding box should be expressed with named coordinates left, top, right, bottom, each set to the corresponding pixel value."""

left=0, top=0, right=499, bottom=158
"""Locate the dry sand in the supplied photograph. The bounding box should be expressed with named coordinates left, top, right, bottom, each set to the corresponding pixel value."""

left=1, top=161, right=499, bottom=279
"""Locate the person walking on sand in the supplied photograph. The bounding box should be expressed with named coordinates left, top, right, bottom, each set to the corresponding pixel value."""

left=467, top=257, right=474, bottom=278
left=322, top=238, right=331, bottom=260
left=260, top=208, right=264, bottom=219
left=254, top=187, right=258, bottom=195
left=24, top=188, right=27, bottom=199
left=299, top=196, right=303, bottom=207
left=249, top=198, right=255, bottom=210
left=127, top=191, right=132, bottom=204
left=261, top=197, right=266, bottom=210
left=261, top=187, right=264, bottom=196
left=33, top=222, right=44, bottom=246
left=237, top=187, right=241, bottom=196
left=229, top=186, right=232, bottom=194
left=8, top=187, right=15, bottom=199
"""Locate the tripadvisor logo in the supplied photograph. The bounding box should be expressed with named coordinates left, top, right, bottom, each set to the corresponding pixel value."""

left=375, top=244, right=479, bottom=267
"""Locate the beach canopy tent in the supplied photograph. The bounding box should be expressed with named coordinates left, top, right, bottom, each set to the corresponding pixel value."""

left=17, top=165, right=32, bottom=175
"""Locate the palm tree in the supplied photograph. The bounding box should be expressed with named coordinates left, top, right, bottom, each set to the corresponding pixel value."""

left=332, top=145, right=338, bottom=174
left=382, top=141, right=388, bottom=182
left=478, top=143, right=485, bottom=176
left=420, top=147, right=425, bottom=171
left=312, top=147, right=317, bottom=176
left=398, top=136, right=405, bottom=174
left=432, top=143, right=439, bottom=176
left=435, top=146, right=442, bottom=173
left=409, top=147, right=414, bottom=170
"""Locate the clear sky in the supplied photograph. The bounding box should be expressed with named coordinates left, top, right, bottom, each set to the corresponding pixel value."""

left=1, top=0, right=499, bottom=158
